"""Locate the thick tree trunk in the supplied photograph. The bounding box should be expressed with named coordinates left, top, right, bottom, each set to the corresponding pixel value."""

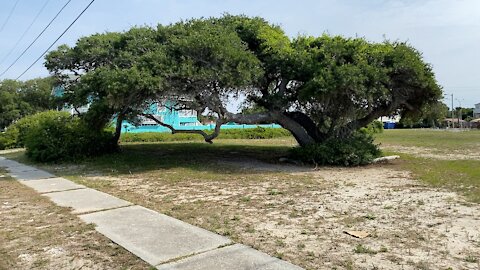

left=225, top=111, right=315, bottom=146
left=271, top=112, right=316, bottom=147
left=113, top=114, right=124, bottom=143
left=143, top=110, right=316, bottom=147
left=284, top=112, right=324, bottom=142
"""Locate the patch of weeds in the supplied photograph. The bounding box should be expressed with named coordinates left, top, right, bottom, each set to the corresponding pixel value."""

left=417, top=200, right=425, bottom=206
left=240, top=196, right=251, bottom=202
left=383, top=205, right=394, bottom=210
left=297, top=243, right=306, bottom=249
left=32, top=258, right=49, bottom=268
left=340, top=260, right=355, bottom=270
left=465, top=255, right=478, bottom=263
left=414, top=261, right=431, bottom=270
left=275, top=239, right=286, bottom=247
left=264, top=203, right=276, bottom=208
left=353, top=244, right=377, bottom=254
left=170, top=205, right=183, bottom=211
left=378, top=246, right=388, bottom=253
left=285, top=199, right=295, bottom=205
left=364, top=213, right=376, bottom=220
left=289, top=209, right=300, bottom=218
left=341, top=216, right=364, bottom=227
left=274, top=251, right=284, bottom=259
left=385, top=254, right=402, bottom=263
left=219, top=229, right=232, bottom=236
left=245, top=226, right=255, bottom=233
left=267, top=189, right=283, bottom=196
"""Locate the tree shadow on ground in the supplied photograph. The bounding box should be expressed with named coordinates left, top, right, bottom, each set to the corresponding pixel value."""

left=8, top=142, right=312, bottom=177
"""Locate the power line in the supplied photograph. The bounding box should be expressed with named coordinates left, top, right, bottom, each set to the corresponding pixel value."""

left=16, top=0, right=96, bottom=80
left=0, top=0, right=51, bottom=67
left=0, top=0, right=72, bottom=78
left=0, top=0, right=21, bottom=33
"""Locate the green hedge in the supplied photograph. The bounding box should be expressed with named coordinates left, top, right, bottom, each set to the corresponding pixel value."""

left=120, top=127, right=292, bottom=143
left=15, top=111, right=117, bottom=162
left=289, top=130, right=381, bottom=166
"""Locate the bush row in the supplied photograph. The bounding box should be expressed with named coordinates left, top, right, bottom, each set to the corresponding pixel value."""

left=0, top=111, right=117, bottom=162
left=120, top=126, right=292, bottom=143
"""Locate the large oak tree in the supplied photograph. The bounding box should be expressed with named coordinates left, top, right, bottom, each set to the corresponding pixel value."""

left=45, top=15, right=442, bottom=147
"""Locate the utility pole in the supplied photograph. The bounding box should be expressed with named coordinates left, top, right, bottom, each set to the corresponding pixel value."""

left=451, top=94, right=454, bottom=119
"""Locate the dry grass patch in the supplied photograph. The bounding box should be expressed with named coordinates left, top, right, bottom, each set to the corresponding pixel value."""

left=28, top=160, right=480, bottom=269
left=0, top=170, right=150, bottom=270
left=3, top=135, right=480, bottom=269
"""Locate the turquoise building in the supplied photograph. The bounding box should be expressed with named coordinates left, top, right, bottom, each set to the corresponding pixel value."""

left=121, top=102, right=280, bottom=133
left=52, top=85, right=279, bottom=132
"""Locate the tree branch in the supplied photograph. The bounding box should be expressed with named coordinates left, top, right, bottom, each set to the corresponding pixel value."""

left=140, top=113, right=223, bottom=144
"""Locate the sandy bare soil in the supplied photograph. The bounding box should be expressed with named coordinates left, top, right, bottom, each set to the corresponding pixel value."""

left=0, top=172, right=150, bottom=270
left=381, top=144, right=480, bottom=160
left=72, top=160, right=480, bottom=270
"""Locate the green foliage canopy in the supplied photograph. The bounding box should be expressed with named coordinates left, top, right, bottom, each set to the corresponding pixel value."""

left=45, top=15, right=442, bottom=148
left=0, top=77, right=58, bottom=130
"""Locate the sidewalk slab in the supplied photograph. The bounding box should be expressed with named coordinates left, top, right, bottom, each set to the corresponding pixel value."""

left=0, top=159, right=37, bottom=172
left=156, top=244, right=304, bottom=270
left=44, top=188, right=132, bottom=214
left=7, top=165, right=44, bottom=174
left=21, top=177, right=86, bottom=193
left=8, top=169, right=55, bottom=181
left=79, top=205, right=232, bottom=266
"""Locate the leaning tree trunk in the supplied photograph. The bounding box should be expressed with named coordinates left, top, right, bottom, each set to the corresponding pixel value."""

left=273, top=112, right=316, bottom=147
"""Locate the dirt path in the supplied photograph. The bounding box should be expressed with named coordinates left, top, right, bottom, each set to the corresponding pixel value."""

left=0, top=172, right=150, bottom=270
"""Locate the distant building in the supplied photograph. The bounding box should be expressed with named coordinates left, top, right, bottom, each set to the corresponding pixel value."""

left=474, top=103, right=480, bottom=119
left=52, top=85, right=200, bottom=131
left=378, top=115, right=401, bottom=129
left=52, top=85, right=279, bottom=133
left=121, top=101, right=201, bottom=132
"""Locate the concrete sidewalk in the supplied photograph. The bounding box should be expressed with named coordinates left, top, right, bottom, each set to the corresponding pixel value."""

left=0, top=157, right=303, bottom=270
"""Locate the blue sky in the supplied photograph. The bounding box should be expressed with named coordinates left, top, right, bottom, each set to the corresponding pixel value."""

left=0, top=0, right=478, bottom=107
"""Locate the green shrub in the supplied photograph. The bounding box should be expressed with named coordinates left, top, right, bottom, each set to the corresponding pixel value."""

left=120, top=127, right=291, bottom=143
left=0, top=116, right=36, bottom=150
left=22, top=111, right=117, bottom=162
left=0, top=128, right=18, bottom=150
left=363, top=120, right=384, bottom=135
left=0, top=109, right=62, bottom=150
left=289, top=131, right=381, bottom=166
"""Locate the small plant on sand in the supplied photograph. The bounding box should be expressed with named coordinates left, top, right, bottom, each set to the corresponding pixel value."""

left=465, top=255, right=478, bottom=263
left=353, top=244, right=377, bottom=254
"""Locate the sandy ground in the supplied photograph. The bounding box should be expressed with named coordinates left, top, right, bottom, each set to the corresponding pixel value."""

left=381, top=144, right=480, bottom=160
left=72, top=159, right=480, bottom=270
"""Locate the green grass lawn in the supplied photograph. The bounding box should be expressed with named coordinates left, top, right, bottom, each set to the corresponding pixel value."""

left=375, top=129, right=480, bottom=202
left=375, top=129, right=480, bottom=152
